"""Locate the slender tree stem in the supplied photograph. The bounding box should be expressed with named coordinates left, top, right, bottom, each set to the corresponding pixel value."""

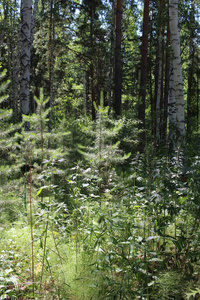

left=29, top=155, right=34, bottom=297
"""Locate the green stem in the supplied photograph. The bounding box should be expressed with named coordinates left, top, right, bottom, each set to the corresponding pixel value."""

left=29, top=157, right=35, bottom=297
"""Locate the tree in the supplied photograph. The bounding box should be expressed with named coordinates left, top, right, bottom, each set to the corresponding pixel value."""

left=154, top=0, right=165, bottom=145
left=138, top=0, right=150, bottom=151
left=20, top=0, right=33, bottom=122
left=0, top=1, right=20, bottom=119
left=169, top=0, right=185, bottom=147
left=48, top=0, right=54, bottom=132
left=185, top=1, right=199, bottom=138
left=114, top=0, right=123, bottom=116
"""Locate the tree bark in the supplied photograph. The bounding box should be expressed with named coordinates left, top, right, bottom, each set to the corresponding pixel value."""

left=90, top=3, right=96, bottom=121
left=108, top=1, right=115, bottom=116
left=169, top=0, right=185, bottom=146
left=155, top=36, right=162, bottom=143
left=187, top=3, right=195, bottom=139
left=138, top=0, right=150, bottom=151
left=168, top=60, right=176, bottom=151
left=114, top=0, right=123, bottom=116
left=162, top=15, right=170, bottom=143
left=20, top=0, right=32, bottom=121
left=48, top=0, right=54, bottom=133
left=31, top=0, right=38, bottom=45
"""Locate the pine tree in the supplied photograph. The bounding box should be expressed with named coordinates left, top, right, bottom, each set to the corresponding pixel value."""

left=138, top=0, right=150, bottom=152
left=0, top=69, right=12, bottom=158
left=79, top=94, right=130, bottom=205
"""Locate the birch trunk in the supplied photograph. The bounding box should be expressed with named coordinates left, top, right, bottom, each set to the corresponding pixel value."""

left=169, top=0, right=185, bottom=145
left=20, top=0, right=32, bottom=119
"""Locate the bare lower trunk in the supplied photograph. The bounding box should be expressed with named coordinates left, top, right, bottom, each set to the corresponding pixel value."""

left=90, top=4, right=96, bottom=121
left=114, top=0, right=123, bottom=116
left=49, top=0, right=54, bottom=133
left=162, top=17, right=170, bottom=142
left=31, top=0, right=38, bottom=45
left=155, top=36, right=162, bottom=143
left=20, top=0, right=32, bottom=120
left=169, top=0, right=185, bottom=146
left=138, top=0, right=150, bottom=152
left=168, top=60, right=176, bottom=150
left=108, top=2, right=115, bottom=116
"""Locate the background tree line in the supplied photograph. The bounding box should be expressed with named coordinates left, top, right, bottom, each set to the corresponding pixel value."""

left=0, top=0, right=199, bottom=152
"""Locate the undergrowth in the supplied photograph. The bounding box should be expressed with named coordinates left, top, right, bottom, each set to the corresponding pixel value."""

left=0, top=89, right=200, bottom=299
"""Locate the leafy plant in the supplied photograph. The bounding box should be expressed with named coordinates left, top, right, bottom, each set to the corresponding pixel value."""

left=154, top=271, right=184, bottom=300
left=185, top=287, right=200, bottom=300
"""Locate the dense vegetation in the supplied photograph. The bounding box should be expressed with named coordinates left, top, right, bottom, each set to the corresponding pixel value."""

left=0, top=0, right=200, bottom=299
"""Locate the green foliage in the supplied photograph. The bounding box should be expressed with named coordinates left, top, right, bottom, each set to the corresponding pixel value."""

left=0, top=69, right=12, bottom=151
left=0, top=114, right=200, bottom=299
left=1, top=0, right=200, bottom=298
left=78, top=98, right=130, bottom=202
left=154, top=271, right=184, bottom=299
left=185, top=287, right=200, bottom=300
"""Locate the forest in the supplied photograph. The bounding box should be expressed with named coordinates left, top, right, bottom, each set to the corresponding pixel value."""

left=0, top=0, right=200, bottom=299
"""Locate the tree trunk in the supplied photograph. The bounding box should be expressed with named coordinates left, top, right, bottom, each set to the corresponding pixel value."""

left=155, top=36, right=162, bottom=144
left=162, top=16, right=170, bottom=143
left=114, top=0, right=123, bottom=116
left=159, top=0, right=165, bottom=143
left=31, top=0, right=38, bottom=45
left=48, top=0, right=54, bottom=133
left=20, top=0, right=32, bottom=121
left=187, top=3, right=195, bottom=139
left=169, top=0, right=185, bottom=146
left=0, top=1, right=8, bottom=51
left=168, top=60, right=176, bottom=151
left=90, top=4, right=96, bottom=121
left=149, top=15, right=155, bottom=146
left=197, top=72, right=199, bottom=132
left=108, top=1, right=115, bottom=116
left=138, top=0, right=150, bottom=151
left=12, top=21, right=21, bottom=120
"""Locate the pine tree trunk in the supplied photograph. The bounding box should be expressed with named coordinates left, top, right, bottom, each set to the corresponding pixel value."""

left=163, top=17, right=170, bottom=143
left=187, top=38, right=194, bottom=138
left=149, top=16, right=155, bottom=145
left=12, top=22, right=21, bottom=119
left=138, top=0, right=150, bottom=151
left=30, top=0, right=38, bottom=45
left=197, top=72, right=199, bottom=132
left=48, top=0, right=54, bottom=133
left=20, top=0, right=32, bottom=120
left=108, top=1, right=115, bottom=116
left=90, top=4, right=96, bottom=121
left=169, top=0, right=185, bottom=146
left=168, top=60, right=176, bottom=150
left=155, top=36, right=162, bottom=144
left=114, top=0, right=123, bottom=116
left=187, top=3, right=195, bottom=139
left=0, top=1, right=8, bottom=51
